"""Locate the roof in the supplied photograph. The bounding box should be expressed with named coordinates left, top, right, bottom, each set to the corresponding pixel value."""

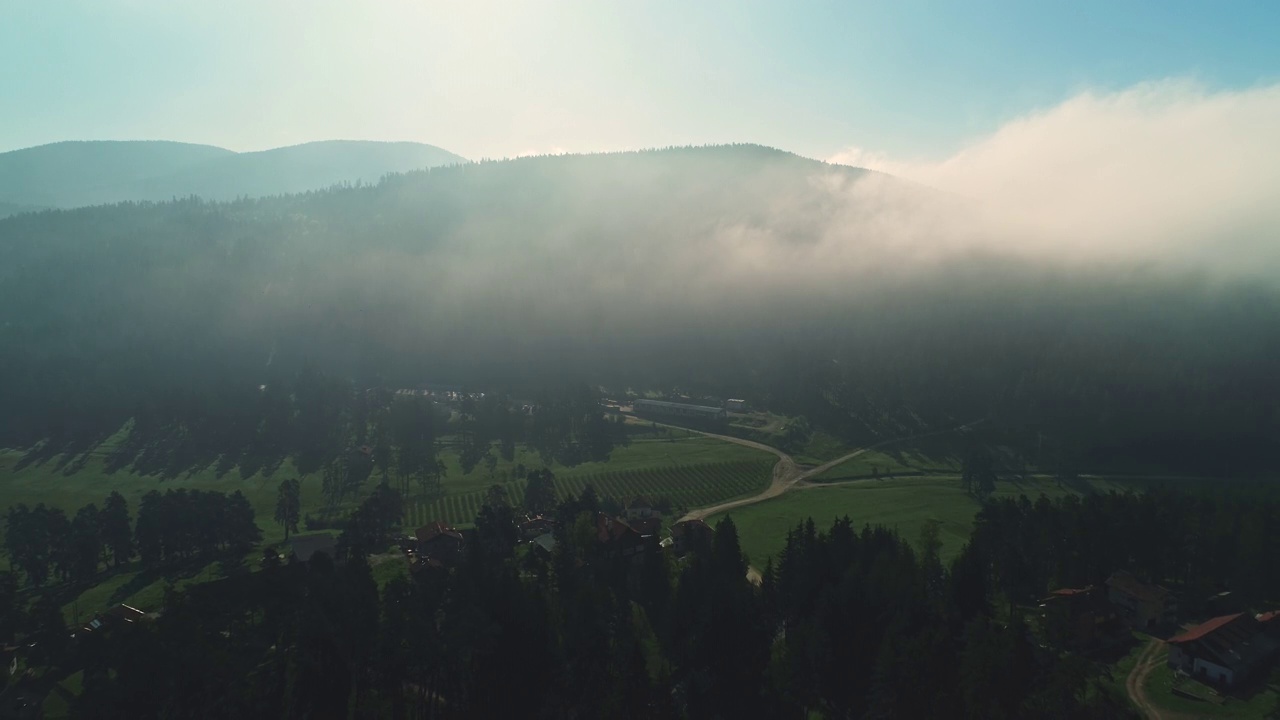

left=416, top=522, right=463, bottom=544
left=595, top=514, right=641, bottom=544
left=531, top=533, right=557, bottom=553
left=1106, top=571, right=1170, bottom=602
left=630, top=517, right=662, bottom=537
left=1168, top=613, right=1245, bottom=644
left=1167, top=613, right=1276, bottom=672
left=289, top=533, right=337, bottom=563
left=1050, top=587, right=1094, bottom=597
left=1256, top=610, right=1280, bottom=625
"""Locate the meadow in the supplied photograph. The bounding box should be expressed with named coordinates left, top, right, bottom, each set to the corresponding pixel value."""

left=713, top=475, right=1138, bottom=568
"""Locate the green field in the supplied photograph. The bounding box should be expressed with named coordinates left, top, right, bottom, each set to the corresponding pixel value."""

left=714, top=476, right=1137, bottom=567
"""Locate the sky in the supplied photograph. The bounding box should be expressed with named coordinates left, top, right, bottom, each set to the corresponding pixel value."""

left=2, top=0, right=1277, bottom=163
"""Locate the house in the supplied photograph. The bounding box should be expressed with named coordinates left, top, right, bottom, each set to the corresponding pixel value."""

left=288, top=533, right=338, bottom=564
left=671, top=519, right=714, bottom=556
left=629, top=516, right=662, bottom=540
left=520, top=515, right=556, bottom=541
left=1106, top=571, right=1176, bottom=629
left=725, top=399, right=749, bottom=412
left=624, top=496, right=658, bottom=521
left=1166, top=613, right=1278, bottom=688
left=416, top=522, right=465, bottom=566
left=1038, top=586, right=1124, bottom=649
left=595, top=514, right=648, bottom=561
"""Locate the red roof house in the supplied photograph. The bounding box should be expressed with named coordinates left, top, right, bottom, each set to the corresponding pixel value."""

left=1166, top=613, right=1277, bottom=688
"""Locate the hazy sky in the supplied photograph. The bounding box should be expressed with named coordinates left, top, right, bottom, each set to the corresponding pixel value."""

left=2, top=1, right=1277, bottom=161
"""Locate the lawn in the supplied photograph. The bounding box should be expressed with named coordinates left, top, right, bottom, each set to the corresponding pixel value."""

left=714, top=475, right=1138, bottom=568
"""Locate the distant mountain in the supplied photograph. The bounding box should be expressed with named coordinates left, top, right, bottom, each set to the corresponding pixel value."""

left=0, top=139, right=465, bottom=215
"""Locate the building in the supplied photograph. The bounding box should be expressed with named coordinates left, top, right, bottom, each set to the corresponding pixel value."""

left=629, top=516, right=663, bottom=540
left=416, top=522, right=466, bottom=566
left=632, top=399, right=727, bottom=423
left=288, top=533, right=338, bottom=564
left=595, top=514, right=649, bottom=562
left=1106, top=571, right=1177, bottom=629
left=519, top=515, right=556, bottom=541
left=1166, top=613, right=1278, bottom=688
left=624, top=496, right=658, bottom=521
left=1038, top=586, right=1124, bottom=649
left=671, top=519, right=714, bottom=557
left=725, top=399, right=749, bottom=412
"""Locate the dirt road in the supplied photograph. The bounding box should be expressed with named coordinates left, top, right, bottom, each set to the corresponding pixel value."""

left=1127, top=638, right=1189, bottom=720
left=678, top=420, right=985, bottom=523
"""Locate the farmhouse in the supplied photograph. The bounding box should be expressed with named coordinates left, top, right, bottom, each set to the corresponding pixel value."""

left=1106, top=571, right=1177, bottom=629
left=1166, top=613, right=1277, bottom=688
left=632, top=399, right=727, bottom=422
left=595, top=514, right=649, bottom=561
left=624, top=496, right=658, bottom=521
left=520, top=515, right=556, bottom=541
left=1038, top=586, right=1125, bottom=649
left=671, top=518, right=713, bottom=556
left=417, top=522, right=465, bottom=566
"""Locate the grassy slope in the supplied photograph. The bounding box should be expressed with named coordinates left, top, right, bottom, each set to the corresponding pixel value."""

left=715, top=476, right=1137, bottom=568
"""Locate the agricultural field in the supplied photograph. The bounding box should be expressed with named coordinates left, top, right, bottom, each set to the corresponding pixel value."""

left=1, top=430, right=774, bottom=617
left=714, top=475, right=1137, bottom=568
left=404, top=456, right=774, bottom=528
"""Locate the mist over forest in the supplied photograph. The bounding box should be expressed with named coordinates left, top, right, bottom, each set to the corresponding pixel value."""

left=2, top=144, right=1277, bottom=475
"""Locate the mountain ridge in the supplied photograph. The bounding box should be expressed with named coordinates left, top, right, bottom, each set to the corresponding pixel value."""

left=0, top=139, right=466, bottom=215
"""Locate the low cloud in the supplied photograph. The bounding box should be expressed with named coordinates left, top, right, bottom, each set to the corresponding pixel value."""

left=827, top=80, right=1280, bottom=275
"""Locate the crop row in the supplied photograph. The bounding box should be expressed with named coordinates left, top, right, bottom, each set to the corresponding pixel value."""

left=401, top=459, right=772, bottom=528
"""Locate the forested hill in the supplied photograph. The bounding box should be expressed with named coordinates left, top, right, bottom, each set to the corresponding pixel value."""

left=0, top=139, right=464, bottom=214
left=1, top=144, right=1277, bottom=475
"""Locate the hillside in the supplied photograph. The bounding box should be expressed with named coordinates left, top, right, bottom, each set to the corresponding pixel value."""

left=0, top=139, right=464, bottom=215
left=0, top=144, right=1276, bottom=475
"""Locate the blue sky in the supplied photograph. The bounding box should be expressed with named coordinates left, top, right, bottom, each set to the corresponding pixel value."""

left=2, top=0, right=1277, bottom=160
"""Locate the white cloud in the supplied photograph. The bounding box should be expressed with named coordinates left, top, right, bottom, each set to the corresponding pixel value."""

left=826, top=80, right=1280, bottom=274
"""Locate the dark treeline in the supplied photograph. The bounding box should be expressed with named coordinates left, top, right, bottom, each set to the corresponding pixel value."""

left=968, top=489, right=1280, bottom=613
left=37, top=484, right=1145, bottom=720
left=7, top=359, right=625, bottom=487
left=4, top=489, right=260, bottom=589
left=1, top=145, right=1277, bottom=476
